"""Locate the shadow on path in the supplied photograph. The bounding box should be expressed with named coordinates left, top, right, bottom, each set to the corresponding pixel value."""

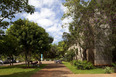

left=31, top=62, right=72, bottom=77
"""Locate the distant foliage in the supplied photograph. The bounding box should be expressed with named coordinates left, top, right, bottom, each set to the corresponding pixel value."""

left=75, top=60, right=94, bottom=70
left=65, top=49, right=75, bottom=62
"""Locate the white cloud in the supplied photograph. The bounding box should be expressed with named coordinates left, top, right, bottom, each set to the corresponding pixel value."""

left=22, top=0, right=71, bottom=44
left=40, top=8, right=55, bottom=19
left=24, top=12, right=39, bottom=21
left=29, top=0, right=59, bottom=8
left=42, top=0, right=55, bottom=7
left=60, top=4, right=68, bottom=13
left=29, top=0, right=42, bottom=8
left=37, top=19, right=53, bottom=27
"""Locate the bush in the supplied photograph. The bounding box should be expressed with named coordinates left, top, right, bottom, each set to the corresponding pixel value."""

left=104, top=67, right=112, bottom=74
left=70, top=60, right=77, bottom=66
left=73, top=60, right=78, bottom=66
left=112, top=62, right=116, bottom=67
left=76, top=60, right=94, bottom=70
left=112, top=62, right=116, bottom=73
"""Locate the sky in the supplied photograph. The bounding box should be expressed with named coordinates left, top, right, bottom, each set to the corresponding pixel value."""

left=14, top=0, right=72, bottom=44
left=2, top=0, right=89, bottom=44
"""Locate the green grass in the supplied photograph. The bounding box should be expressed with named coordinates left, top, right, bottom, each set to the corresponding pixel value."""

left=0, top=64, right=46, bottom=77
left=63, top=62, right=106, bottom=74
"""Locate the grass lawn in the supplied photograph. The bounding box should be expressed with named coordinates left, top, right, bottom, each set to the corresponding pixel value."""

left=0, top=64, right=46, bottom=77
left=63, top=62, right=108, bottom=74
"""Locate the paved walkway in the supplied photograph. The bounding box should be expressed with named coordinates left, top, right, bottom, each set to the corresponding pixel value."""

left=31, top=61, right=116, bottom=77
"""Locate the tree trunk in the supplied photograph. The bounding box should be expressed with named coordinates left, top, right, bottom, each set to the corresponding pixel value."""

left=11, top=55, right=13, bottom=65
left=10, top=62, right=11, bottom=66
left=87, top=49, right=94, bottom=64
left=83, top=49, right=87, bottom=60
left=9, top=56, right=12, bottom=66
left=28, top=61, right=29, bottom=67
left=25, top=53, right=28, bottom=67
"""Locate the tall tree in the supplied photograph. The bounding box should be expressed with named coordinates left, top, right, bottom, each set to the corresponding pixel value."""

left=62, top=0, right=115, bottom=63
left=7, top=19, right=52, bottom=67
left=0, top=0, right=35, bottom=29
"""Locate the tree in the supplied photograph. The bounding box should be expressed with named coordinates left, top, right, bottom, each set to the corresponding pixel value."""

left=44, top=44, right=58, bottom=59
left=7, top=19, right=52, bottom=67
left=62, top=0, right=92, bottom=61
left=0, top=0, right=35, bottom=28
left=64, top=49, right=75, bottom=62
left=0, top=35, right=18, bottom=65
left=57, top=41, right=67, bottom=58
left=62, top=0, right=115, bottom=63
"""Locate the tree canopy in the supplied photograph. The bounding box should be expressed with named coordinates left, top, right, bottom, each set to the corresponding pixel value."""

left=7, top=19, right=53, bottom=66
left=0, top=35, right=18, bottom=65
left=62, top=0, right=116, bottom=62
left=0, top=0, right=35, bottom=29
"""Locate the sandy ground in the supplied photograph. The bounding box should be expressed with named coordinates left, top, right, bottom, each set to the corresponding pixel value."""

left=31, top=61, right=116, bottom=77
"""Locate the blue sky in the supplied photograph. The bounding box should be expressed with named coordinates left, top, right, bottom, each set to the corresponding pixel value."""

left=2, top=0, right=90, bottom=44
left=11, top=0, right=72, bottom=44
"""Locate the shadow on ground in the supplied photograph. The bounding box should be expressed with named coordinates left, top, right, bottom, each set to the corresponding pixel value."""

left=0, top=64, right=46, bottom=77
left=0, top=71, right=35, bottom=77
left=32, top=70, right=71, bottom=77
left=44, top=64, right=65, bottom=69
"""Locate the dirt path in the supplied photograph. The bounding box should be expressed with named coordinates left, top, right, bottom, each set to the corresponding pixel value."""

left=31, top=61, right=72, bottom=77
left=31, top=61, right=116, bottom=77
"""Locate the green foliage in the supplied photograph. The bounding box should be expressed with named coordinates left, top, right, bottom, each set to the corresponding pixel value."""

left=57, top=41, right=68, bottom=58
left=112, top=62, right=116, bottom=67
left=75, top=60, right=94, bottom=70
left=62, top=0, right=96, bottom=51
left=0, top=30, right=4, bottom=35
left=104, top=67, right=113, bottom=74
left=7, top=19, right=52, bottom=66
left=44, top=44, right=58, bottom=59
left=65, top=49, right=75, bottom=62
left=0, top=0, right=35, bottom=28
left=44, top=41, right=67, bottom=59
left=70, top=60, right=77, bottom=66
left=63, top=62, right=105, bottom=74
left=0, top=35, right=18, bottom=56
left=62, top=0, right=116, bottom=62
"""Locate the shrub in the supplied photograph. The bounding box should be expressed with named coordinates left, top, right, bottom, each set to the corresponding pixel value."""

left=76, top=60, right=94, bottom=70
left=70, top=60, right=77, bottom=66
left=104, top=67, right=112, bottom=74
left=112, top=62, right=116, bottom=67
left=73, top=60, right=78, bottom=66
left=112, top=62, right=116, bottom=73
